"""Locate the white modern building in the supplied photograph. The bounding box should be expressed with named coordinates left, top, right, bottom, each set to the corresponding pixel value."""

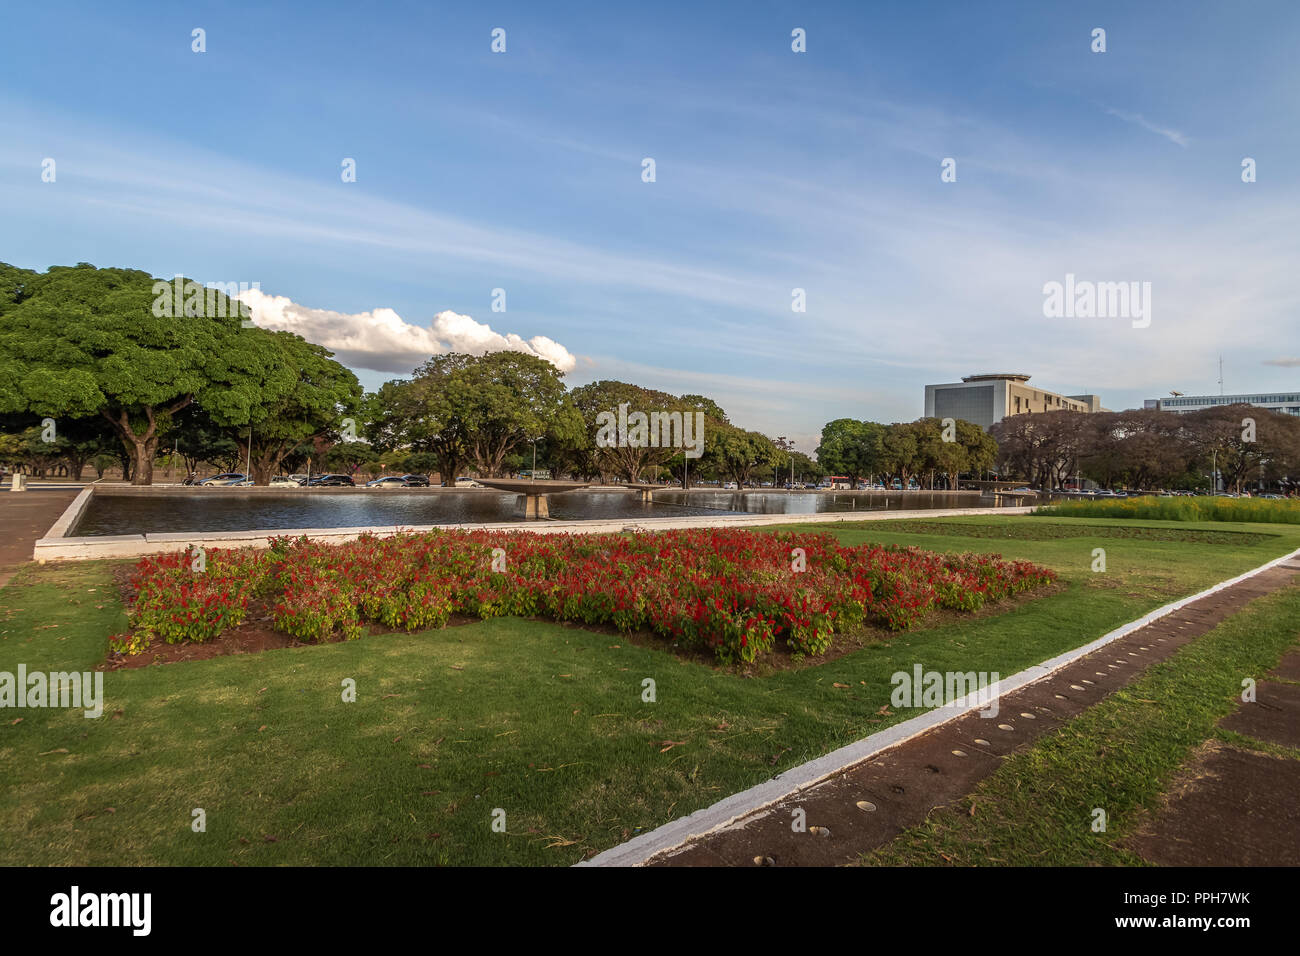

left=1144, top=391, right=1300, bottom=416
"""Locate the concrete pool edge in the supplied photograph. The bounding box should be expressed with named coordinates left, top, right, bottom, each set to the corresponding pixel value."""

left=45, top=485, right=95, bottom=540
left=33, top=503, right=1036, bottom=561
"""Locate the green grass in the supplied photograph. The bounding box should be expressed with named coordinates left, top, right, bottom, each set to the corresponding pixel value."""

left=859, top=582, right=1300, bottom=866
left=1037, top=494, right=1300, bottom=524
left=2, top=515, right=1297, bottom=865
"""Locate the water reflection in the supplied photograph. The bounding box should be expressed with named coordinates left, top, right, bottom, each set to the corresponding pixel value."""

left=72, top=489, right=1001, bottom=537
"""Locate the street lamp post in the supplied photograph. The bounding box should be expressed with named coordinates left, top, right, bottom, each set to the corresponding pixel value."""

left=531, top=437, right=542, bottom=481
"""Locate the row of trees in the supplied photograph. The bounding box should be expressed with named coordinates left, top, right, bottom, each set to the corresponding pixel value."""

left=362, top=360, right=816, bottom=487
left=991, top=405, right=1300, bottom=492
left=0, top=262, right=829, bottom=488
left=815, top=417, right=998, bottom=489
left=13, top=263, right=1290, bottom=495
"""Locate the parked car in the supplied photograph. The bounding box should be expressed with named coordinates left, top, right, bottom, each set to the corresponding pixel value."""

left=365, top=476, right=414, bottom=488
left=307, top=473, right=355, bottom=486
left=269, top=475, right=299, bottom=486
left=197, top=472, right=248, bottom=486
left=454, top=477, right=483, bottom=488
left=400, top=474, right=430, bottom=487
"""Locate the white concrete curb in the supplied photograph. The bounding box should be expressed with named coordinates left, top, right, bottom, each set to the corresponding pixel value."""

left=33, top=503, right=1034, bottom=561
left=577, top=544, right=1300, bottom=867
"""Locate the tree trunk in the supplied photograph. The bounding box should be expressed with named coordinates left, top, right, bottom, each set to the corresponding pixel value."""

left=128, top=436, right=159, bottom=485
left=102, top=398, right=190, bottom=486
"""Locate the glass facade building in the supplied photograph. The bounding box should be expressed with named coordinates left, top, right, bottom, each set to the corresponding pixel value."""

left=1144, top=393, right=1300, bottom=416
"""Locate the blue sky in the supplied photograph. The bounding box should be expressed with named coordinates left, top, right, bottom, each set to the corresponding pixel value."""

left=2, top=0, right=1297, bottom=453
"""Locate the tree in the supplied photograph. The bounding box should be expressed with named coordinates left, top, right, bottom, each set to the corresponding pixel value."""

left=1191, top=404, right=1300, bottom=493
left=958, top=419, right=997, bottom=485
left=448, top=352, right=572, bottom=478
left=166, top=404, right=241, bottom=475
left=816, top=419, right=885, bottom=485
left=225, top=333, right=361, bottom=484
left=570, top=380, right=691, bottom=482
left=0, top=263, right=288, bottom=484
left=880, top=422, right=921, bottom=487
left=366, top=357, right=472, bottom=486
left=703, top=422, right=778, bottom=487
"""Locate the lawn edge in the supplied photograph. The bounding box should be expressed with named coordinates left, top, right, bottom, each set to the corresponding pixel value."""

left=578, top=543, right=1300, bottom=867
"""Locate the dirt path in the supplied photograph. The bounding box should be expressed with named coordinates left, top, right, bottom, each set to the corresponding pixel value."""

left=1123, top=643, right=1300, bottom=865
left=649, top=559, right=1300, bottom=867
left=0, top=490, right=79, bottom=588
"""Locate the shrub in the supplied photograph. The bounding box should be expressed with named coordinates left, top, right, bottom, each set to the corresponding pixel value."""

left=122, top=529, right=1056, bottom=662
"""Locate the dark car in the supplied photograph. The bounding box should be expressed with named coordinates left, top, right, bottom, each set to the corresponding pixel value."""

left=306, top=474, right=355, bottom=487
left=399, top=474, right=430, bottom=487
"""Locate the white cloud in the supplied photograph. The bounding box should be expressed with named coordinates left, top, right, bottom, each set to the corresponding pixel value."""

left=234, top=288, right=577, bottom=375
left=1104, top=108, right=1190, bottom=148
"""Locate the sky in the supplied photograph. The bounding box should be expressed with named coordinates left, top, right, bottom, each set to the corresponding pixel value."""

left=2, top=0, right=1298, bottom=455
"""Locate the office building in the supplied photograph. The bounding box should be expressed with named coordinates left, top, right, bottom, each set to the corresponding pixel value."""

left=924, top=373, right=1106, bottom=430
left=1144, top=391, right=1300, bottom=416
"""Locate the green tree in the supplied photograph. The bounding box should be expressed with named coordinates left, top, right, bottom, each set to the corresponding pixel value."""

left=365, top=358, right=472, bottom=485
left=0, top=263, right=289, bottom=484
left=880, top=422, right=921, bottom=487
left=449, top=352, right=572, bottom=478
left=225, top=333, right=361, bottom=484
left=569, top=380, right=691, bottom=482
left=816, top=419, right=885, bottom=485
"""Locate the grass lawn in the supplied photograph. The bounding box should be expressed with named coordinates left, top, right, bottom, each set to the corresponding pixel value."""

left=858, top=583, right=1300, bottom=866
left=2, top=515, right=1297, bottom=865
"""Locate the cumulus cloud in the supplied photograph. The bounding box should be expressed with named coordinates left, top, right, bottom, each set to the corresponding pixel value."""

left=234, top=288, right=577, bottom=374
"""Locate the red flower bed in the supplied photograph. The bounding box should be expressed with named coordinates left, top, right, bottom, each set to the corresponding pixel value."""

left=118, top=529, right=1056, bottom=663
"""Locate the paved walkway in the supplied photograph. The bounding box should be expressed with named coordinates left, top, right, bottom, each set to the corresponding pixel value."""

left=0, top=490, right=79, bottom=588
left=633, top=557, right=1300, bottom=867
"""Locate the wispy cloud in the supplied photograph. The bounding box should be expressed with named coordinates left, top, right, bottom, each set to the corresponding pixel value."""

left=1104, top=108, right=1190, bottom=147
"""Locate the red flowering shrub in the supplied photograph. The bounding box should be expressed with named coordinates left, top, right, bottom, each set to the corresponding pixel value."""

left=123, top=529, right=1056, bottom=662
left=129, top=548, right=251, bottom=644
